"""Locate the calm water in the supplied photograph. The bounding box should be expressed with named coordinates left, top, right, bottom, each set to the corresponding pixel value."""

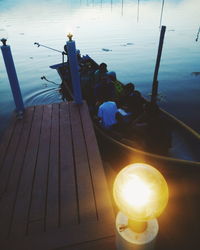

left=0, top=0, right=200, bottom=136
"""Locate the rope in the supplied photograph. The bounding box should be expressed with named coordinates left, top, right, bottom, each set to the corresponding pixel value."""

left=94, top=123, right=200, bottom=167
left=160, top=109, right=200, bottom=140
left=61, top=80, right=74, bottom=100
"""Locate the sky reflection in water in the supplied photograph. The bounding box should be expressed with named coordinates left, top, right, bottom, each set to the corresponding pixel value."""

left=0, top=0, right=200, bottom=134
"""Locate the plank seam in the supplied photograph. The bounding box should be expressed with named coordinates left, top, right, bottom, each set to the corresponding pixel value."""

left=69, top=103, right=80, bottom=224
left=5, top=120, right=25, bottom=193
left=53, top=234, right=115, bottom=250
left=0, top=119, right=20, bottom=197
left=8, top=107, right=36, bottom=238
left=29, top=218, right=44, bottom=223
left=44, top=104, right=53, bottom=232
left=26, top=106, right=44, bottom=236
left=78, top=105, right=99, bottom=220
left=0, top=118, right=17, bottom=173
left=58, top=103, right=61, bottom=227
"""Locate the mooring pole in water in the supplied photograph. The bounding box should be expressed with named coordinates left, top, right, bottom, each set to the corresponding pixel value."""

left=66, top=34, right=82, bottom=104
left=151, top=25, right=166, bottom=104
left=159, top=0, right=165, bottom=28
left=137, top=0, right=140, bottom=23
left=121, top=0, right=124, bottom=16
left=0, top=39, right=24, bottom=114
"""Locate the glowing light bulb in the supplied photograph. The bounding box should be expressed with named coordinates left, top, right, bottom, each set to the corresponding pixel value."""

left=122, top=175, right=152, bottom=208
left=113, top=163, right=169, bottom=222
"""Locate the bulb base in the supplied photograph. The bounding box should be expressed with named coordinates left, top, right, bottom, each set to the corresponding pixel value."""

left=116, top=212, right=159, bottom=250
left=128, top=219, right=147, bottom=234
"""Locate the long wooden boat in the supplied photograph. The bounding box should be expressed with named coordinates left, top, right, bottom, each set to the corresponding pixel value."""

left=50, top=56, right=200, bottom=170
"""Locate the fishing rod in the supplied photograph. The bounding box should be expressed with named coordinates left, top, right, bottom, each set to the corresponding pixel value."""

left=34, top=42, right=67, bottom=64
left=34, top=42, right=67, bottom=54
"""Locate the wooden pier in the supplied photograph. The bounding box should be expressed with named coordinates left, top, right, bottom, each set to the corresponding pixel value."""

left=0, top=101, right=115, bottom=250
left=1, top=100, right=200, bottom=250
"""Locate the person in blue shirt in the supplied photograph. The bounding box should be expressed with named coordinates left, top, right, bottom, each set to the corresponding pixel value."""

left=97, top=94, right=118, bottom=129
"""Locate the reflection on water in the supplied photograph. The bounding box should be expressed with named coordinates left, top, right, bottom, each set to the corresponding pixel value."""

left=0, top=0, right=200, bottom=135
left=159, top=0, right=165, bottom=27
left=196, top=26, right=200, bottom=42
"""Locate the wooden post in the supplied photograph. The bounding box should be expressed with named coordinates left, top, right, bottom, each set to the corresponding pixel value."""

left=1, top=39, right=24, bottom=114
left=66, top=34, right=82, bottom=104
left=151, top=26, right=166, bottom=104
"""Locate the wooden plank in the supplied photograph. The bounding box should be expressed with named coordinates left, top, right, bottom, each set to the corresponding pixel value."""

left=102, top=162, right=118, bottom=214
left=45, top=103, right=59, bottom=231
left=28, top=104, right=52, bottom=234
left=70, top=102, right=97, bottom=223
left=0, top=101, right=116, bottom=249
left=0, top=118, right=23, bottom=195
left=3, top=220, right=115, bottom=250
left=0, top=107, right=34, bottom=240
left=10, top=105, right=44, bottom=237
left=55, top=235, right=115, bottom=250
left=59, top=102, right=78, bottom=227
left=0, top=113, right=17, bottom=171
left=28, top=220, right=44, bottom=235
left=79, top=102, right=115, bottom=222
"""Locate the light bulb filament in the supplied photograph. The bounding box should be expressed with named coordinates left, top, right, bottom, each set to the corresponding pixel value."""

left=122, top=175, right=152, bottom=208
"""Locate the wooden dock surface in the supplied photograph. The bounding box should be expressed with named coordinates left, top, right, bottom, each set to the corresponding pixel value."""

left=0, top=101, right=115, bottom=250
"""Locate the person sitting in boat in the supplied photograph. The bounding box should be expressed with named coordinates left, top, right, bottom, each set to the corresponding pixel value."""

left=77, top=50, right=92, bottom=68
left=120, top=82, right=146, bottom=119
left=97, top=94, right=118, bottom=130
left=94, top=63, right=108, bottom=86
left=94, top=75, right=115, bottom=105
left=106, top=71, right=124, bottom=99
